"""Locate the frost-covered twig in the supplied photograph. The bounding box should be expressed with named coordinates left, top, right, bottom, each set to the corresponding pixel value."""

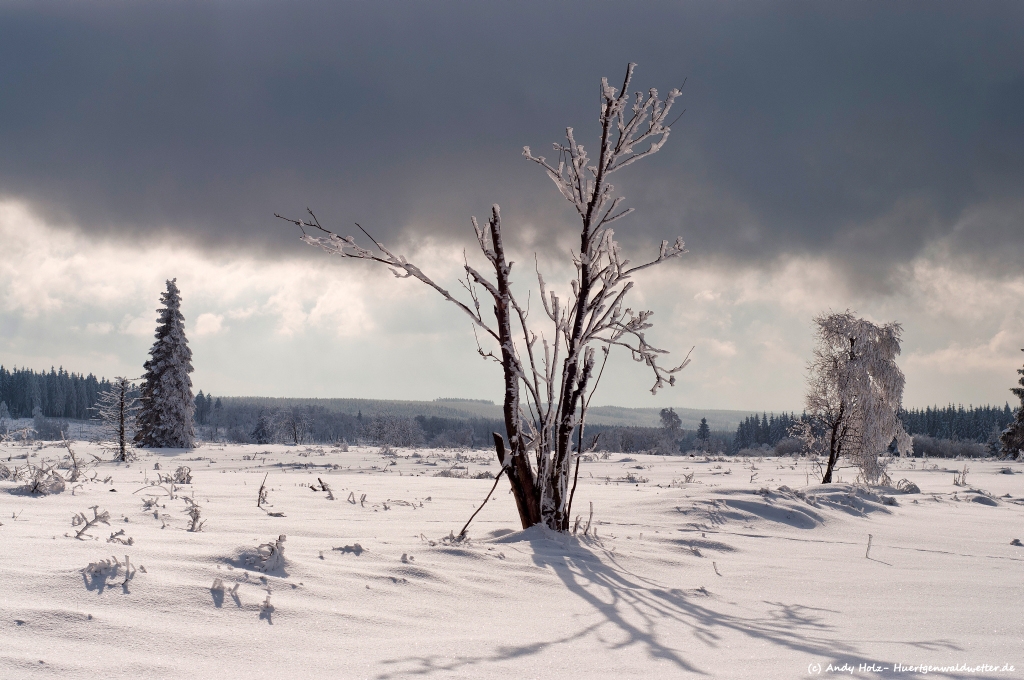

left=72, top=506, right=111, bottom=539
left=257, top=472, right=268, bottom=508
left=184, top=497, right=206, bottom=532
left=107, top=529, right=134, bottom=545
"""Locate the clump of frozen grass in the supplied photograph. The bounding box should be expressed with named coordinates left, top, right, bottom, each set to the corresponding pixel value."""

left=248, top=535, right=286, bottom=572
left=83, top=554, right=138, bottom=591
left=433, top=464, right=468, bottom=478
left=896, top=478, right=920, bottom=493
left=953, top=465, right=969, bottom=487
left=83, top=556, right=120, bottom=579
left=0, top=463, right=11, bottom=481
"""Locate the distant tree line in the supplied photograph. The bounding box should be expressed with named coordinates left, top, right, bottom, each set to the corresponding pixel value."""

left=732, top=412, right=801, bottom=452
left=898, top=404, right=1013, bottom=443
left=0, top=365, right=112, bottom=420
left=191, top=396, right=506, bottom=448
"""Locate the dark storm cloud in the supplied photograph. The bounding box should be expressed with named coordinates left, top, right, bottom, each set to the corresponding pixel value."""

left=1, top=1, right=1022, bottom=274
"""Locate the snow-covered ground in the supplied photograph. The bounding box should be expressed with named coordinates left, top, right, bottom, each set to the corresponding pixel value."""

left=1, top=442, right=1022, bottom=679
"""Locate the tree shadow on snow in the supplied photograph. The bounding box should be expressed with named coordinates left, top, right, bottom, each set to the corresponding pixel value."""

left=377, top=526, right=982, bottom=679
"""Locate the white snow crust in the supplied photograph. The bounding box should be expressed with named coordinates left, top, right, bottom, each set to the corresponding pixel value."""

left=1, top=443, right=1021, bottom=678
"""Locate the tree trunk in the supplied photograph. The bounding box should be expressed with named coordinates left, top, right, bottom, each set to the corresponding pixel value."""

left=822, top=404, right=845, bottom=483
left=486, top=208, right=541, bottom=529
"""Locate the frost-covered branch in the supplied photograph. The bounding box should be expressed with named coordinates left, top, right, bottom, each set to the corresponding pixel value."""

left=274, top=210, right=499, bottom=342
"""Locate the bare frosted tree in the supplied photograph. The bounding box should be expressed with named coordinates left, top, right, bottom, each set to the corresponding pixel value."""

left=93, top=377, right=140, bottom=462
left=797, top=311, right=912, bottom=484
left=278, top=64, right=691, bottom=531
left=274, top=406, right=311, bottom=446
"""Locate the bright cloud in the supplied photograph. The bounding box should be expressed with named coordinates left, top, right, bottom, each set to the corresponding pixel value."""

left=1, top=200, right=1022, bottom=410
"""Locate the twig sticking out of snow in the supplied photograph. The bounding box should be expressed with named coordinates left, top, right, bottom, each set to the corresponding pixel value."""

left=713, top=561, right=722, bottom=576
left=259, top=593, right=274, bottom=623
left=573, top=501, right=596, bottom=536
left=865, top=534, right=873, bottom=559
left=184, top=497, right=205, bottom=532
left=122, top=555, right=135, bottom=588
left=458, top=467, right=506, bottom=539
left=107, top=529, right=134, bottom=545
left=73, top=506, right=111, bottom=540
left=59, top=432, right=94, bottom=483
left=257, top=472, right=269, bottom=508
left=318, top=477, right=335, bottom=500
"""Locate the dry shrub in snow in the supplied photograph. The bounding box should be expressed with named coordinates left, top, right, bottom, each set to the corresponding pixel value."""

left=172, top=466, right=192, bottom=484
left=19, top=461, right=66, bottom=495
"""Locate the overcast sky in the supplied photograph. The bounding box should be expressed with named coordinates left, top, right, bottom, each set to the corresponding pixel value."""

left=2, top=1, right=1023, bottom=412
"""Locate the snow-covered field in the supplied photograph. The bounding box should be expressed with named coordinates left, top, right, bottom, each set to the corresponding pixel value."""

left=1, top=442, right=1022, bottom=679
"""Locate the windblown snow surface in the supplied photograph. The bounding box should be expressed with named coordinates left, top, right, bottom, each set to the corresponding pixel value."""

left=1, top=443, right=1022, bottom=679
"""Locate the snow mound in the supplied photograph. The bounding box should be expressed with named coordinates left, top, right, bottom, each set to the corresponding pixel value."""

left=964, top=490, right=999, bottom=506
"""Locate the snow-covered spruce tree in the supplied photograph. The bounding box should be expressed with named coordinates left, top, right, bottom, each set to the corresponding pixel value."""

left=799, top=311, right=912, bottom=484
left=999, top=349, right=1024, bottom=459
left=135, top=279, right=195, bottom=449
left=697, top=417, right=711, bottom=451
left=93, top=377, right=140, bottom=461
left=279, top=64, right=691, bottom=531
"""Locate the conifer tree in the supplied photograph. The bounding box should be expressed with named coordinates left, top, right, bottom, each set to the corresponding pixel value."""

left=135, top=279, right=195, bottom=448
left=697, top=417, right=710, bottom=450
left=999, top=349, right=1024, bottom=459
left=93, top=377, right=140, bottom=461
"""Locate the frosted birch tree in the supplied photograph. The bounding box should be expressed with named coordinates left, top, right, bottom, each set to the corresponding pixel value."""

left=136, top=279, right=196, bottom=449
left=278, top=64, right=691, bottom=531
left=93, top=377, right=139, bottom=462
left=798, top=311, right=912, bottom=484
